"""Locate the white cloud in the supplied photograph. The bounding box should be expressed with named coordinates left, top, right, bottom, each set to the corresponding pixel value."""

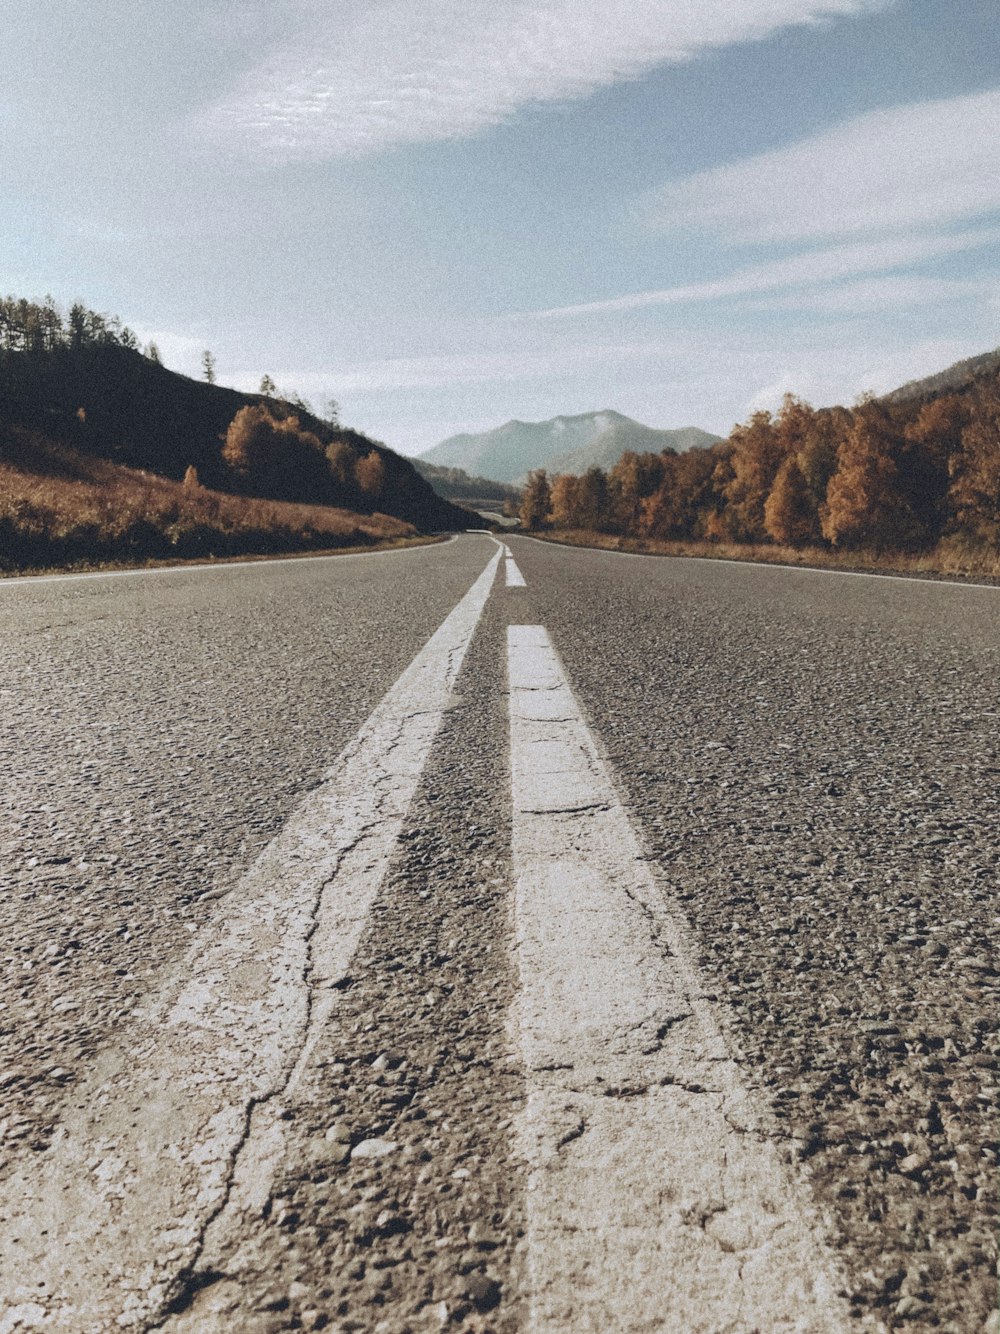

left=754, top=273, right=1000, bottom=313
left=267, top=337, right=697, bottom=394
left=532, top=226, right=1000, bottom=317
left=198, top=0, right=885, bottom=160
left=642, top=87, right=1000, bottom=241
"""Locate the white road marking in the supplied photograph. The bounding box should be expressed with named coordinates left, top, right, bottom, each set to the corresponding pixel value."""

left=506, top=555, right=527, bottom=587
left=0, top=548, right=500, bottom=1334
left=507, top=624, right=862, bottom=1334
left=0, top=535, right=457, bottom=588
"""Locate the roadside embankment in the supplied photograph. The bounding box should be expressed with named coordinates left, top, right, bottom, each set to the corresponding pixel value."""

left=523, top=527, right=1000, bottom=584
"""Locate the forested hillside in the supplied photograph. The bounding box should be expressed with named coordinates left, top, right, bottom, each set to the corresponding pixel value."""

left=412, top=457, right=521, bottom=507
left=519, top=351, right=1000, bottom=565
left=0, top=296, right=464, bottom=528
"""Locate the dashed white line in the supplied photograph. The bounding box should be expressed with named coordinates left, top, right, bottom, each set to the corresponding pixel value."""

left=506, top=555, right=527, bottom=587
left=507, top=624, right=861, bottom=1333
left=0, top=547, right=500, bottom=1333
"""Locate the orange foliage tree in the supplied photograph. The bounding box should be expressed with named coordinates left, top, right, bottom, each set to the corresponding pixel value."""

left=722, top=411, right=785, bottom=541
left=548, top=473, right=580, bottom=528
left=222, top=405, right=328, bottom=502
left=609, top=451, right=667, bottom=533
left=520, top=469, right=551, bottom=530
left=355, top=449, right=386, bottom=500
left=823, top=399, right=917, bottom=549
left=949, top=380, right=1000, bottom=543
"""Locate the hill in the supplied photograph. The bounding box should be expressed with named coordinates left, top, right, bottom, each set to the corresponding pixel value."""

left=520, top=341, right=1000, bottom=569
left=546, top=422, right=722, bottom=478
left=881, top=346, right=1000, bottom=406
left=411, top=458, right=521, bottom=506
left=0, top=423, right=418, bottom=571
left=0, top=298, right=466, bottom=535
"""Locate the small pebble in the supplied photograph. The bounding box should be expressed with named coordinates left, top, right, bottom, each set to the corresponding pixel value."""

left=351, top=1137, right=398, bottom=1160
left=896, top=1296, right=930, bottom=1319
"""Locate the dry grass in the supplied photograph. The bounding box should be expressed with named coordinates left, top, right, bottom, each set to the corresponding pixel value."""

left=530, top=528, right=1000, bottom=584
left=0, top=433, right=418, bottom=573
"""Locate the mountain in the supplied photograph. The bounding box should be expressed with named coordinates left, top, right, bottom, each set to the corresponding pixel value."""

left=881, top=346, right=1000, bottom=405
left=546, top=422, right=722, bottom=478
left=421, top=410, right=721, bottom=483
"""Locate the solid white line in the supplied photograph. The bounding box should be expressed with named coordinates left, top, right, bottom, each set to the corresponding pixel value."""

left=0, top=534, right=458, bottom=588
left=505, top=555, right=527, bottom=587
left=507, top=624, right=858, bottom=1333
left=0, top=548, right=501, bottom=1333
left=515, top=533, right=1000, bottom=591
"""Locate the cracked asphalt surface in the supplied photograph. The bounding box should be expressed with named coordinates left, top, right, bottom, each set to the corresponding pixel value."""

left=1, top=533, right=997, bottom=1332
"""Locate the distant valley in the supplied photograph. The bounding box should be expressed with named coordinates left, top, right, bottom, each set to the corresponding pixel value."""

left=419, top=410, right=721, bottom=484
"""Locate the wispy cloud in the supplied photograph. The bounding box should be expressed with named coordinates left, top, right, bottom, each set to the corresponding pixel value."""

left=641, top=87, right=1000, bottom=242
left=199, top=0, right=885, bottom=160
left=753, top=273, right=1000, bottom=313
left=266, top=337, right=697, bottom=395
left=532, top=226, right=1000, bottom=317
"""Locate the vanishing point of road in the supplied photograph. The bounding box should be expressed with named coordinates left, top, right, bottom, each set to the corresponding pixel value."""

left=0, top=533, right=996, bottom=1333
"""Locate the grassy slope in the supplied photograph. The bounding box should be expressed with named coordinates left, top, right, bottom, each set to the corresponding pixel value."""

left=528, top=528, right=1000, bottom=583
left=0, top=424, right=421, bottom=573
left=0, top=341, right=467, bottom=531
left=0, top=342, right=469, bottom=570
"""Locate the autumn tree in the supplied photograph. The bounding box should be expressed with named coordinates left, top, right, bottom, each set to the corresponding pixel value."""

left=763, top=396, right=838, bottom=545
left=574, top=466, right=611, bottom=532
left=609, top=451, right=666, bottom=533
left=902, top=393, right=966, bottom=540
left=548, top=473, right=580, bottom=528
left=325, top=439, right=356, bottom=490
left=222, top=404, right=328, bottom=501
left=640, top=448, right=720, bottom=541
left=949, top=380, right=1000, bottom=543
left=764, top=454, right=816, bottom=546
left=822, top=399, right=915, bottom=549
left=355, top=449, right=386, bottom=500
left=520, top=469, right=551, bottom=530
left=722, top=411, right=785, bottom=541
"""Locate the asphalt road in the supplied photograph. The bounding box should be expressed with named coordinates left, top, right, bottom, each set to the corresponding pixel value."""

left=0, top=534, right=996, bottom=1333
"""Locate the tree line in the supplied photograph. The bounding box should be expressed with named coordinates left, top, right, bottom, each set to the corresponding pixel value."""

left=519, top=383, right=1000, bottom=552
left=0, top=295, right=147, bottom=357
left=217, top=403, right=386, bottom=505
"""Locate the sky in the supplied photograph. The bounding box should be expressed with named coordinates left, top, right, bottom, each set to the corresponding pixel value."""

left=3, top=0, right=999, bottom=455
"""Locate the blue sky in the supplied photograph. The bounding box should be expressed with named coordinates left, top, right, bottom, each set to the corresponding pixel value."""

left=3, top=0, right=999, bottom=454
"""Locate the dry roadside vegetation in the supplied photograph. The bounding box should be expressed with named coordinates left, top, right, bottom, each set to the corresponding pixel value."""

left=535, top=528, right=1000, bottom=581
left=0, top=425, right=416, bottom=573
left=0, top=295, right=466, bottom=571
left=519, top=377, right=1000, bottom=578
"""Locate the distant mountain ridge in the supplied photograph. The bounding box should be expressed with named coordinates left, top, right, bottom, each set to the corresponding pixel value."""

left=881, top=346, right=1000, bottom=405
left=547, top=421, right=721, bottom=478
left=420, top=410, right=721, bottom=483
left=411, top=457, right=521, bottom=505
